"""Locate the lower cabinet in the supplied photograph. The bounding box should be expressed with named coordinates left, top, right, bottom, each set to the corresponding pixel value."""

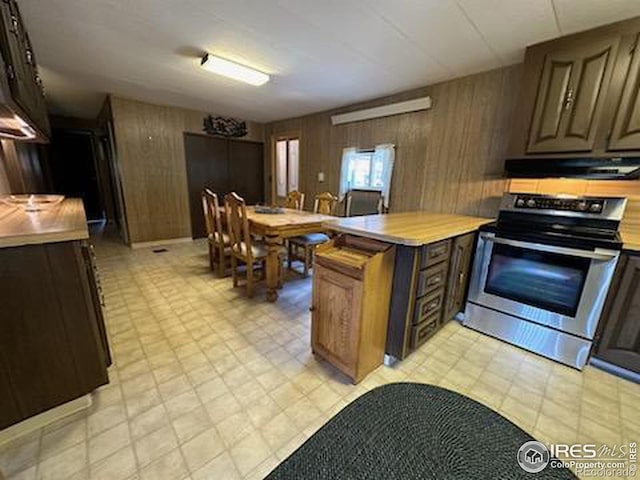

left=445, top=233, right=476, bottom=322
left=594, top=253, right=640, bottom=375
left=387, top=232, right=476, bottom=360
left=0, top=240, right=110, bottom=430
left=311, top=235, right=395, bottom=383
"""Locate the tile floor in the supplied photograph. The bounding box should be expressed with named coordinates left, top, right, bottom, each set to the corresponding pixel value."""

left=0, top=237, right=638, bottom=480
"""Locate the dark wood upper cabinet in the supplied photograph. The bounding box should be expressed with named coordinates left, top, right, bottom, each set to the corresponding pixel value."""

left=0, top=0, right=50, bottom=141
left=527, top=37, right=619, bottom=153
left=594, top=254, right=640, bottom=375
left=510, top=16, right=640, bottom=156
left=608, top=33, right=640, bottom=150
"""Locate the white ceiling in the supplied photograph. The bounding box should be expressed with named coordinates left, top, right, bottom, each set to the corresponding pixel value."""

left=19, top=0, right=640, bottom=122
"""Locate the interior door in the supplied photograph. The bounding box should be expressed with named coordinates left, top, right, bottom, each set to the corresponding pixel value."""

left=185, top=134, right=228, bottom=239
left=528, top=36, right=620, bottom=153
left=609, top=33, right=640, bottom=151
left=228, top=140, right=264, bottom=205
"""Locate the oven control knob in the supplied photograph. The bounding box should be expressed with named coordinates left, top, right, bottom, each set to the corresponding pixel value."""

left=516, top=198, right=525, bottom=207
left=576, top=201, right=588, bottom=211
left=526, top=199, right=537, bottom=208
left=590, top=203, right=602, bottom=212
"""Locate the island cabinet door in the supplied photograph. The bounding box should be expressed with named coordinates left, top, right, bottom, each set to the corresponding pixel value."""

left=595, top=255, right=640, bottom=374
left=527, top=36, right=619, bottom=153
left=444, top=233, right=476, bottom=322
left=311, top=264, right=363, bottom=379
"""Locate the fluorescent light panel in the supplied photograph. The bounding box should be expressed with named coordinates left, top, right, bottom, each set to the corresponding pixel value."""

left=331, top=97, right=432, bottom=125
left=200, top=54, right=269, bottom=86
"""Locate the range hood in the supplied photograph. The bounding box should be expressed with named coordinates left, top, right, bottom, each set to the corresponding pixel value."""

left=0, top=105, right=36, bottom=140
left=505, top=157, right=640, bottom=180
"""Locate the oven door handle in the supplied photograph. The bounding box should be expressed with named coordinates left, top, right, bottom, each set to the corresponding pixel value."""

left=480, top=233, right=619, bottom=261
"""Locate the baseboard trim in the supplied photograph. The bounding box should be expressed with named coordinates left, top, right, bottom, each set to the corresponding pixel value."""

left=589, top=357, right=640, bottom=384
left=0, top=394, right=92, bottom=448
left=130, top=237, right=193, bottom=249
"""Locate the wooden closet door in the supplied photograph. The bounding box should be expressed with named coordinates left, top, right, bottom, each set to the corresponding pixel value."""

left=184, top=134, right=228, bottom=239
left=228, top=140, right=264, bottom=205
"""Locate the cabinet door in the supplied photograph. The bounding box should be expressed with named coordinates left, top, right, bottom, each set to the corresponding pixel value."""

left=609, top=33, right=640, bottom=150
left=595, top=256, right=640, bottom=373
left=0, top=0, right=32, bottom=114
left=444, top=233, right=475, bottom=321
left=311, top=264, right=362, bottom=377
left=528, top=37, right=619, bottom=153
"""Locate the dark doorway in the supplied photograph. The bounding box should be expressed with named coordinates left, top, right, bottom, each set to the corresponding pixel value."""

left=185, top=133, right=264, bottom=239
left=48, top=129, right=104, bottom=221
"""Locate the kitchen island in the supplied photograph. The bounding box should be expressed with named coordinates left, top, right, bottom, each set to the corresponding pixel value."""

left=321, top=212, right=493, bottom=366
left=0, top=199, right=110, bottom=436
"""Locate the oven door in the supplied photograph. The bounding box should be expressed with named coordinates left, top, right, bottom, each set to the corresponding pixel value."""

left=468, top=232, right=619, bottom=339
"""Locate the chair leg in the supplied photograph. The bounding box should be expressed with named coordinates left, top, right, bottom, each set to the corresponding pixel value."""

left=231, top=256, right=239, bottom=287
left=208, top=243, right=215, bottom=271
left=261, top=260, right=267, bottom=280
left=246, top=261, right=255, bottom=298
left=217, top=246, right=226, bottom=277
left=303, top=246, right=310, bottom=277
left=287, top=241, right=293, bottom=270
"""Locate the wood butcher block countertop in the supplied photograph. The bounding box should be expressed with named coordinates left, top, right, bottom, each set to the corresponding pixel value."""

left=325, top=212, right=493, bottom=246
left=0, top=198, right=88, bottom=248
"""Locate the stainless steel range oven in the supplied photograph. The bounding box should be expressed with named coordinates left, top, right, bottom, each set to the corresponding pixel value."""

left=464, top=193, right=627, bottom=369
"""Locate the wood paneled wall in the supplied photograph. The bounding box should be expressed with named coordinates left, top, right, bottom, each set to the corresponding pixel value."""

left=509, top=178, right=640, bottom=237
left=109, top=96, right=264, bottom=244
left=264, top=65, right=522, bottom=217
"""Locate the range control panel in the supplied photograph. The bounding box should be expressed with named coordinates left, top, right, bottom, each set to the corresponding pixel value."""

left=514, top=195, right=604, bottom=213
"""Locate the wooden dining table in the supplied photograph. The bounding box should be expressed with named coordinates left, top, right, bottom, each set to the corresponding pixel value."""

left=245, top=207, right=334, bottom=302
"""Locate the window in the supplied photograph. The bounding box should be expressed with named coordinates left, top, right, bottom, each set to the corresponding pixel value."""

left=339, top=143, right=395, bottom=207
left=275, top=137, right=299, bottom=198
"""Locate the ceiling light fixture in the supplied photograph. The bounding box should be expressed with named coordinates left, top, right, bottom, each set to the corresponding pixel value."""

left=200, top=54, right=269, bottom=86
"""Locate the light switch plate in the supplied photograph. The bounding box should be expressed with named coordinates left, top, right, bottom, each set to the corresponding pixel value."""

left=318, top=172, right=325, bottom=182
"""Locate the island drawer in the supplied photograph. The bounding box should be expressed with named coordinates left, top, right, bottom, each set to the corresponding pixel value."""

left=421, top=239, right=451, bottom=268
left=417, top=261, right=449, bottom=297
left=410, top=314, right=440, bottom=350
left=414, top=287, right=445, bottom=325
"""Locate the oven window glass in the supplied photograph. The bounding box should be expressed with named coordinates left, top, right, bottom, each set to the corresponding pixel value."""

left=485, top=243, right=591, bottom=317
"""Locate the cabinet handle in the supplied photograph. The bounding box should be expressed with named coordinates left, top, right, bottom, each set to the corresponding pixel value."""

left=10, top=14, right=18, bottom=34
left=427, top=274, right=442, bottom=286
left=458, top=271, right=465, bottom=285
left=563, top=88, right=575, bottom=111
left=6, top=65, right=14, bottom=80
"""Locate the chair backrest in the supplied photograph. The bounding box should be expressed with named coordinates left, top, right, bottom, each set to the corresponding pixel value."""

left=313, top=192, right=338, bottom=215
left=202, top=188, right=224, bottom=243
left=224, top=192, right=253, bottom=260
left=345, top=189, right=384, bottom=217
left=285, top=190, right=305, bottom=210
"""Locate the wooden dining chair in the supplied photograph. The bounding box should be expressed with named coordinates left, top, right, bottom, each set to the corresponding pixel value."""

left=288, top=192, right=337, bottom=277
left=285, top=190, right=305, bottom=210
left=224, top=192, right=285, bottom=298
left=202, top=188, right=230, bottom=277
